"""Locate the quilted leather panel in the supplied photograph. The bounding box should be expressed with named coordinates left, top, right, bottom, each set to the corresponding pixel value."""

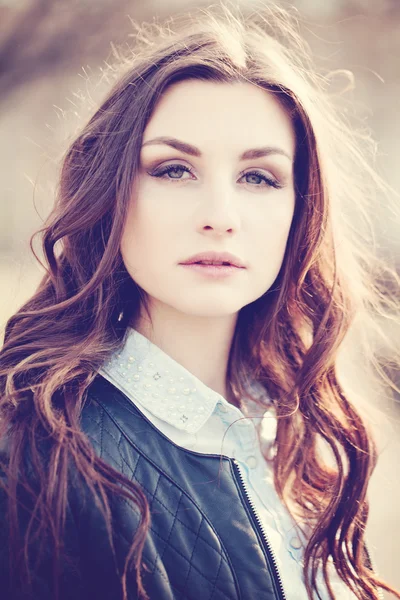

left=81, top=399, right=239, bottom=600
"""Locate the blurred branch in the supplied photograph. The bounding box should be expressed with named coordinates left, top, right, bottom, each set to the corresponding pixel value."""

left=0, top=0, right=142, bottom=105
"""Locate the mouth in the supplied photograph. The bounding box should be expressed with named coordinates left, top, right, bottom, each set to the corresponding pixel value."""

left=189, top=261, right=237, bottom=267
left=179, top=252, right=246, bottom=269
left=179, top=262, right=244, bottom=278
left=181, top=260, right=244, bottom=268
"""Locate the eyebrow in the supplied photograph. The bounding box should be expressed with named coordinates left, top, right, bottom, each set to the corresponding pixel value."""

left=141, top=136, right=293, bottom=162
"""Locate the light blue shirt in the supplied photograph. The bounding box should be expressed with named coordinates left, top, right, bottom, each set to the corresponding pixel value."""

left=99, top=327, right=356, bottom=599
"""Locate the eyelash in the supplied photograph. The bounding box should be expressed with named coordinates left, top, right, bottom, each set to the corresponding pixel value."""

left=148, top=163, right=282, bottom=189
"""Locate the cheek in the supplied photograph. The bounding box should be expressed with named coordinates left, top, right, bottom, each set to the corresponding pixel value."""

left=253, top=196, right=295, bottom=267
left=121, top=188, right=151, bottom=244
left=120, top=200, right=149, bottom=270
left=120, top=191, right=172, bottom=273
left=259, top=192, right=295, bottom=238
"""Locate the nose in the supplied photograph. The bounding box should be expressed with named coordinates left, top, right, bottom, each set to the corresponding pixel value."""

left=197, top=180, right=241, bottom=236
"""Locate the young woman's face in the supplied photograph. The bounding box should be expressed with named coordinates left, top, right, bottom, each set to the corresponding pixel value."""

left=121, top=80, right=296, bottom=319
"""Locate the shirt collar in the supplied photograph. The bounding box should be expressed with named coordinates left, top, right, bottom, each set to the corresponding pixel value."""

left=100, top=327, right=224, bottom=434
left=99, top=327, right=268, bottom=434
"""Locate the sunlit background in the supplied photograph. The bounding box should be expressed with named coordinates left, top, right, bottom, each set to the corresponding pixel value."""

left=0, top=0, right=399, bottom=596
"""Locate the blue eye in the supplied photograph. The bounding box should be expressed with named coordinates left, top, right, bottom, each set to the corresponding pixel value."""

left=148, top=163, right=282, bottom=189
left=150, top=164, right=194, bottom=180
left=241, top=170, right=282, bottom=189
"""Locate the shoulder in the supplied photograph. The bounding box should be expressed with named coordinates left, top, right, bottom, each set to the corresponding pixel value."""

left=80, top=373, right=175, bottom=489
left=79, top=373, right=146, bottom=475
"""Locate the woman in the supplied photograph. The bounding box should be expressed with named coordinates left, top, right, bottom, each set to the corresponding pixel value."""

left=0, top=3, right=399, bottom=599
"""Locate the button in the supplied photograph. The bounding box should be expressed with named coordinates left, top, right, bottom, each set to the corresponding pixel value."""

left=246, top=455, right=258, bottom=469
left=289, top=536, right=302, bottom=550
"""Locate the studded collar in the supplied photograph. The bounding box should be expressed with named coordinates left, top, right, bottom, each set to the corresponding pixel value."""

left=99, top=327, right=243, bottom=434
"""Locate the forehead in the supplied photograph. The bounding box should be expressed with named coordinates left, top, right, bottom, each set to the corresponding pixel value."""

left=142, top=80, right=295, bottom=159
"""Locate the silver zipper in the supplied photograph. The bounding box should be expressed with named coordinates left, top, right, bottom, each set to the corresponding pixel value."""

left=231, top=458, right=287, bottom=600
left=233, top=456, right=383, bottom=600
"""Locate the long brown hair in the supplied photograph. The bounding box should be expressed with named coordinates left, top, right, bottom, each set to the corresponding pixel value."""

left=1, top=2, right=399, bottom=599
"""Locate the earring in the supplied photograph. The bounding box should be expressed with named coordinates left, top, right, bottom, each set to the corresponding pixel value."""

left=117, top=311, right=124, bottom=322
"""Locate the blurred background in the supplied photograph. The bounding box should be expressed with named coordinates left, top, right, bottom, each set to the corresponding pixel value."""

left=0, top=0, right=399, bottom=595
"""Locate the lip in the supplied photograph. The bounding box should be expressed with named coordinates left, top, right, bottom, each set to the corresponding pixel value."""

left=180, top=263, right=243, bottom=279
left=179, top=251, right=246, bottom=268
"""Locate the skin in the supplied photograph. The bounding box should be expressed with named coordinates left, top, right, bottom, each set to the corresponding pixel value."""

left=121, top=79, right=296, bottom=400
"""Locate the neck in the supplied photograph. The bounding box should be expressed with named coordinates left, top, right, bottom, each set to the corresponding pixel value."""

left=131, top=301, right=239, bottom=403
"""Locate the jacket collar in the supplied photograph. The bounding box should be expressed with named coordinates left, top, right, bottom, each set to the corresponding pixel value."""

left=99, top=327, right=267, bottom=435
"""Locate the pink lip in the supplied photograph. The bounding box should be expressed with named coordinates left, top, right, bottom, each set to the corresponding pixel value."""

left=180, top=251, right=245, bottom=269
left=179, top=263, right=243, bottom=279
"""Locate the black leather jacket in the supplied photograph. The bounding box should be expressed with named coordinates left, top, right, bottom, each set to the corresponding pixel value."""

left=0, top=375, right=308, bottom=598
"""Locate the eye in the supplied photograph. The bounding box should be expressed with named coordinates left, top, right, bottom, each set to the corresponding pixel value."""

left=239, top=170, right=282, bottom=190
left=148, top=163, right=282, bottom=189
left=148, top=163, right=194, bottom=181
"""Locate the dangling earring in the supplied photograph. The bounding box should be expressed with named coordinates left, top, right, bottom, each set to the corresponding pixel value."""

left=117, top=310, right=124, bottom=322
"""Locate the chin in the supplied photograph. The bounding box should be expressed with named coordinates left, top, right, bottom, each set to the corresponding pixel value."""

left=170, top=298, right=246, bottom=318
